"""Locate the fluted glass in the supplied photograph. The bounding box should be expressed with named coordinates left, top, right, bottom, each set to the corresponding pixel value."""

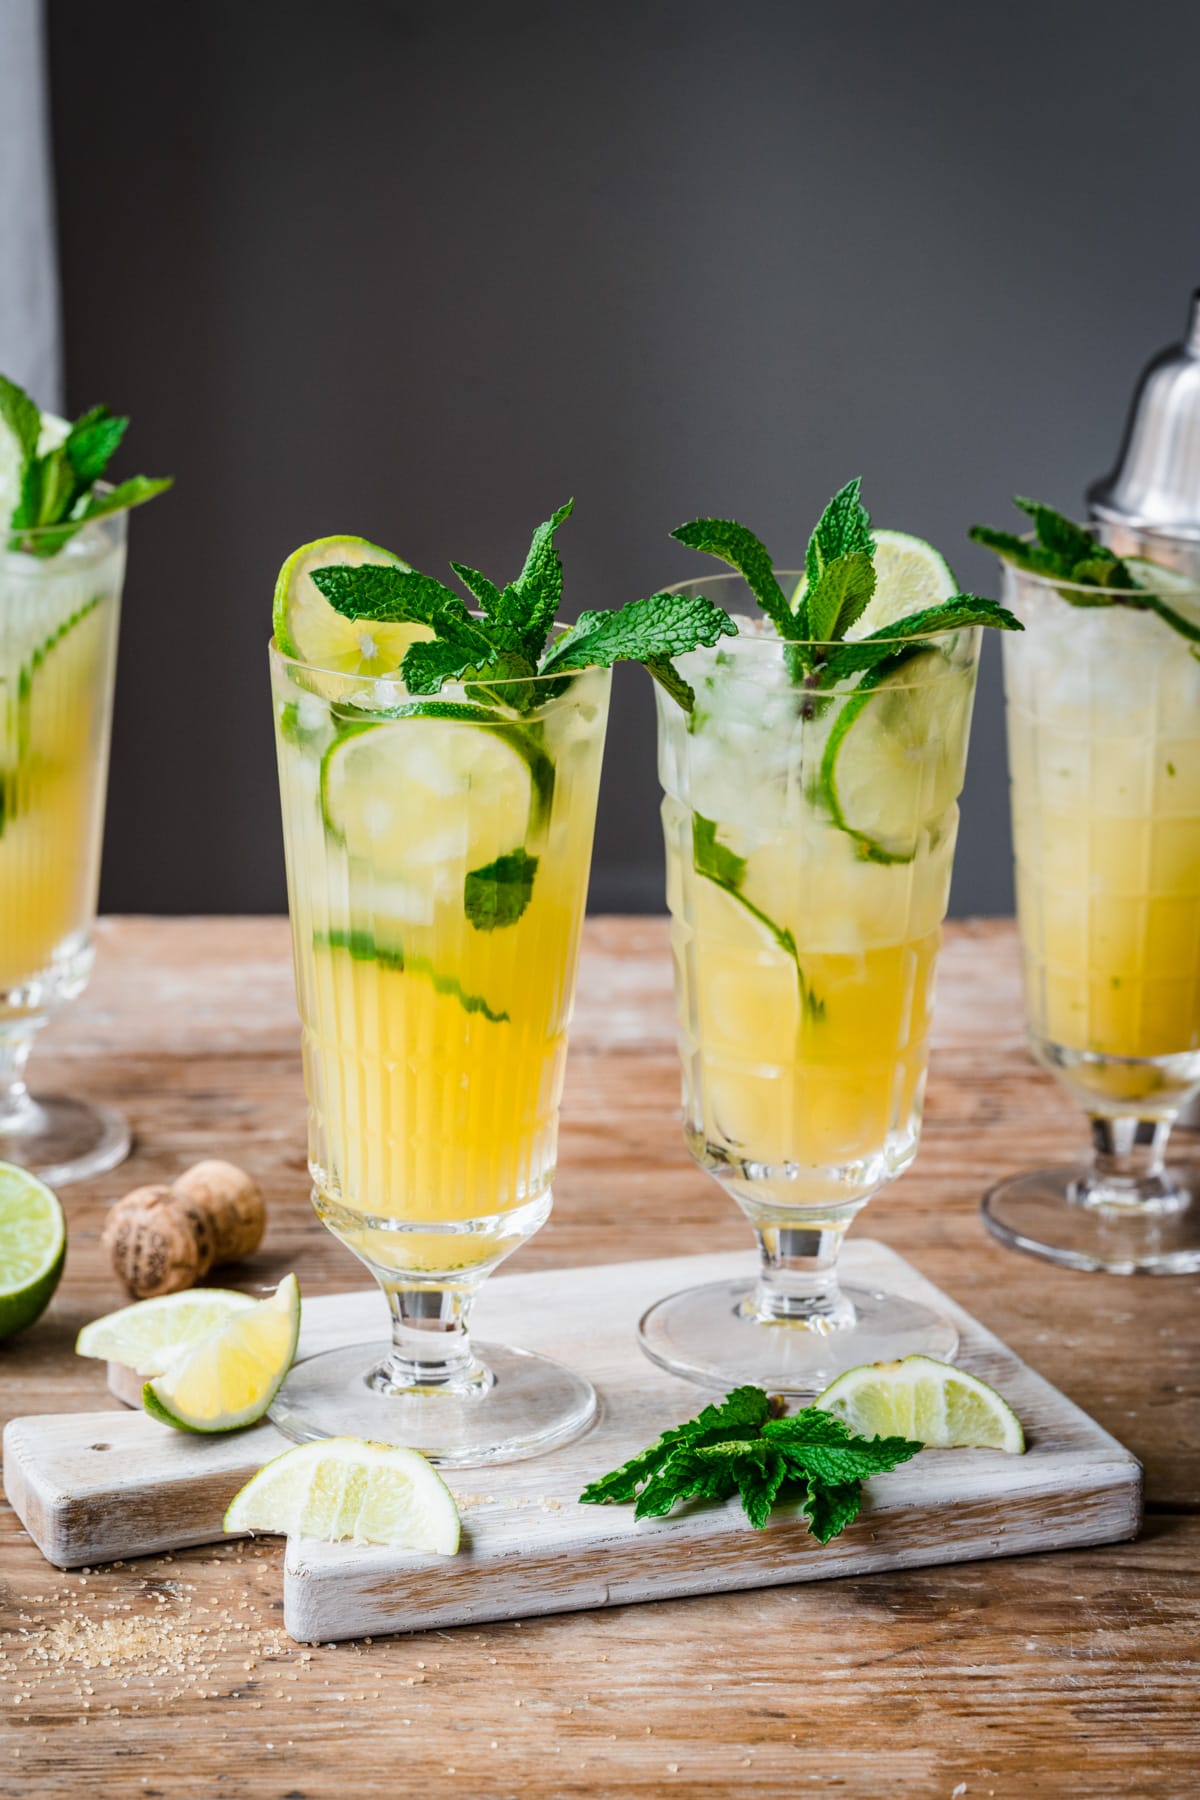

left=269, top=642, right=611, bottom=1463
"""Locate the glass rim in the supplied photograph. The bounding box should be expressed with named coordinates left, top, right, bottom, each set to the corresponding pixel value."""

left=994, top=529, right=1200, bottom=602
left=1, top=481, right=128, bottom=552
left=268, top=621, right=611, bottom=690
left=660, top=569, right=981, bottom=649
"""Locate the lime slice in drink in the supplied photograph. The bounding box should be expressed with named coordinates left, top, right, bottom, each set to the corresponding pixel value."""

left=273, top=536, right=428, bottom=675
left=77, top=1288, right=256, bottom=1376
left=815, top=1355, right=1025, bottom=1452
left=791, top=530, right=958, bottom=640
left=819, top=649, right=970, bottom=863
left=1125, top=555, right=1200, bottom=614
left=321, top=713, right=540, bottom=890
left=142, top=1274, right=301, bottom=1433
left=223, top=1437, right=461, bottom=1553
left=0, top=1163, right=66, bottom=1341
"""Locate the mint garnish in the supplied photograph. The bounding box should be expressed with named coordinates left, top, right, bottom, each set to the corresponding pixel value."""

left=970, top=498, right=1200, bottom=651
left=1, top=374, right=172, bottom=557
left=693, top=815, right=823, bottom=1022
left=580, top=1385, right=921, bottom=1542
left=675, top=478, right=1019, bottom=684
left=311, top=501, right=736, bottom=714
left=464, top=849, right=538, bottom=931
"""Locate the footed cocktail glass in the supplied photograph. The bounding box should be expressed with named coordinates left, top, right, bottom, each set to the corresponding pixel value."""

left=983, top=554, right=1200, bottom=1273
left=640, top=577, right=983, bottom=1393
left=270, top=644, right=611, bottom=1463
left=0, top=511, right=128, bottom=1184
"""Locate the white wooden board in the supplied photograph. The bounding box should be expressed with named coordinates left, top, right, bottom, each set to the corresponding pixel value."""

left=3, top=1243, right=1141, bottom=1643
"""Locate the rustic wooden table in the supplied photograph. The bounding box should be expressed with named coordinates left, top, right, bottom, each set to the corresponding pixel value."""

left=2, top=917, right=1197, bottom=1797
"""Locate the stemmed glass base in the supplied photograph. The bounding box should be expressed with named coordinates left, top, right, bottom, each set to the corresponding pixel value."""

left=982, top=1115, right=1200, bottom=1275
left=270, top=1341, right=596, bottom=1467
left=638, top=1276, right=957, bottom=1395
left=637, top=1221, right=958, bottom=1396
left=982, top=1168, right=1200, bottom=1274
left=0, top=1092, right=130, bottom=1188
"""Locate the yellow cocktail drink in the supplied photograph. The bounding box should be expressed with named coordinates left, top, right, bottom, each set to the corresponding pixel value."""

left=1005, top=574, right=1200, bottom=1103
left=272, top=657, right=610, bottom=1278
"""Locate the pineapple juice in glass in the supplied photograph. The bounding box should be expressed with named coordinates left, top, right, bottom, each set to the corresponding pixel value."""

left=978, top=515, right=1200, bottom=1273
left=0, top=381, right=170, bottom=1182
left=267, top=510, right=733, bottom=1463
left=639, top=485, right=1018, bottom=1393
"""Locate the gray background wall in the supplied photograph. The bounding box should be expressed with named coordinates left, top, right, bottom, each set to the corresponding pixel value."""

left=43, top=0, right=1200, bottom=915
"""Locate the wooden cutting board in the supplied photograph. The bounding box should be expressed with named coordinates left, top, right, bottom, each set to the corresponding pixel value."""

left=3, top=1242, right=1141, bottom=1643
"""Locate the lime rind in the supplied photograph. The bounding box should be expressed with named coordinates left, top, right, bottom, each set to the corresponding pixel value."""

left=815, top=1354, right=1025, bottom=1453
left=273, top=536, right=424, bottom=676
left=223, top=1436, right=461, bottom=1555
left=143, top=1274, right=301, bottom=1434
left=0, top=1162, right=66, bottom=1341
left=76, top=1287, right=256, bottom=1375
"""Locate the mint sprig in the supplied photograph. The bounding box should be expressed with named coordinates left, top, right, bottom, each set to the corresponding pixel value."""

left=312, top=502, right=736, bottom=713
left=580, top=1385, right=921, bottom=1543
left=675, top=478, right=1019, bottom=688
left=970, top=498, right=1200, bottom=651
left=1, top=374, right=172, bottom=557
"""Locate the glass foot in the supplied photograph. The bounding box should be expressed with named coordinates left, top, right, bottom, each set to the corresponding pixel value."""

left=269, top=1339, right=597, bottom=1467
left=982, top=1166, right=1200, bottom=1274
left=0, top=1094, right=131, bottom=1188
left=637, top=1277, right=958, bottom=1396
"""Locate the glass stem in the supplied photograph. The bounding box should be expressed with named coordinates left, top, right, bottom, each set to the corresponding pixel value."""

left=369, top=1280, right=491, bottom=1396
left=746, top=1220, right=857, bottom=1332
left=1076, top=1114, right=1187, bottom=1214
left=0, top=1023, right=42, bottom=1135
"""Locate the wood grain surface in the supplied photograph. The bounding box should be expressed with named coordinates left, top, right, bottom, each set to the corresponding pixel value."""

left=1, top=916, right=1198, bottom=1797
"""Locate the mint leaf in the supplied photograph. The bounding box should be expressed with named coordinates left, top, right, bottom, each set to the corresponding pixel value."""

left=821, top=596, right=1021, bottom=681
left=0, top=374, right=41, bottom=464
left=449, top=560, right=505, bottom=614
left=464, top=848, right=538, bottom=931
left=734, top=1441, right=788, bottom=1529
left=65, top=409, right=129, bottom=486
left=580, top=1385, right=771, bottom=1507
left=506, top=499, right=574, bottom=657
left=671, top=517, right=793, bottom=636
left=539, top=591, right=736, bottom=683
left=643, top=654, right=697, bottom=712
left=804, top=549, right=876, bottom=644
left=693, top=814, right=824, bottom=1023
left=634, top=1443, right=742, bottom=1520
left=797, top=1477, right=862, bottom=1545
left=80, top=474, right=173, bottom=522
left=764, top=1415, right=922, bottom=1484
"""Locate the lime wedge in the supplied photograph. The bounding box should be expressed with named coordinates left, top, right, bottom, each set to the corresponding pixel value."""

left=321, top=712, right=539, bottom=892
left=815, top=1354, right=1025, bottom=1452
left=1125, top=555, right=1200, bottom=612
left=819, top=649, right=971, bottom=863
left=791, top=530, right=958, bottom=640
left=273, top=536, right=428, bottom=675
left=77, top=1288, right=256, bottom=1376
left=0, top=1163, right=66, bottom=1341
left=223, top=1437, right=460, bottom=1554
left=142, top=1274, right=301, bottom=1433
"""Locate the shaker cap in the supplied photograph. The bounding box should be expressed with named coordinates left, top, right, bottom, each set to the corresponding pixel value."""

left=1088, top=290, right=1200, bottom=541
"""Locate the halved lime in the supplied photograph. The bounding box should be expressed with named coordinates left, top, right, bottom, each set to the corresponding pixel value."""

left=815, top=1354, right=1025, bottom=1452
left=273, top=536, right=428, bottom=675
left=791, top=530, right=958, bottom=640
left=143, top=1273, right=301, bottom=1433
left=223, top=1436, right=460, bottom=1553
left=819, top=649, right=971, bottom=863
left=77, top=1288, right=255, bottom=1376
left=0, top=1163, right=66, bottom=1341
left=320, top=713, right=540, bottom=889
